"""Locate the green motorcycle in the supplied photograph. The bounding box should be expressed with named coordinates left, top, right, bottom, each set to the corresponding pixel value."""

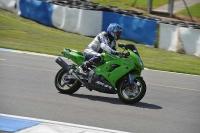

left=55, top=43, right=146, bottom=104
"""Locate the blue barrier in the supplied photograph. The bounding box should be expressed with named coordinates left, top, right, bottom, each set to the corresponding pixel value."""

left=18, top=0, right=157, bottom=46
left=102, top=12, right=157, bottom=46
left=20, top=0, right=53, bottom=26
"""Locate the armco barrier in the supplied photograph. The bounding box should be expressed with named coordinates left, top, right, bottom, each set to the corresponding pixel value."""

left=52, top=4, right=157, bottom=46
left=19, top=0, right=53, bottom=26
left=159, top=23, right=200, bottom=56
left=52, top=5, right=102, bottom=36
left=0, top=0, right=199, bottom=57
left=0, top=0, right=157, bottom=46
left=102, top=12, right=157, bottom=46
left=195, top=36, right=200, bottom=57
left=180, top=27, right=200, bottom=56
left=159, top=23, right=179, bottom=52
left=0, top=0, right=20, bottom=14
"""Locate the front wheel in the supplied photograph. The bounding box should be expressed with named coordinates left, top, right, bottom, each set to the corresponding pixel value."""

left=55, top=68, right=81, bottom=94
left=117, top=77, right=146, bottom=104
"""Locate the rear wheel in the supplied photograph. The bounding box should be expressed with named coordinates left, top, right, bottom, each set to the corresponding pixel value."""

left=55, top=68, right=81, bottom=94
left=117, top=77, right=146, bottom=104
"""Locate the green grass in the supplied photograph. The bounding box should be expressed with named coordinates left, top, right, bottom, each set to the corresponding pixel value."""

left=0, top=9, right=200, bottom=75
left=91, top=0, right=171, bottom=10
left=0, top=9, right=91, bottom=55
left=176, top=2, right=200, bottom=19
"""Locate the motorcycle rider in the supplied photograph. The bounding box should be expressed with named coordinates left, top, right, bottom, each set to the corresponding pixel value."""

left=78, top=23, right=122, bottom=74
left=79, top=23, right=122, bottom=73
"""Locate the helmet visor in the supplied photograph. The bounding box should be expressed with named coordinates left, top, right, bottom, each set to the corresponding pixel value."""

left=115, top=29, right=122, bottom=40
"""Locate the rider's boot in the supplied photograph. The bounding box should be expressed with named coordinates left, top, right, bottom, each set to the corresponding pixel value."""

left=78, top=60, right=94, bottom=74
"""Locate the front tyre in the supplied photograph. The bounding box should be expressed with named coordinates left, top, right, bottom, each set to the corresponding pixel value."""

left=117, top=77, right=146, bottom=104
left=55, top=68, right=81, bottom=94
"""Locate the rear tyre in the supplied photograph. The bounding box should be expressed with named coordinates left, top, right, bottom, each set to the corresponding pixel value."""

left=117, top=77, right=146, bottom=104
left=55, top=68, right=81, bottom=94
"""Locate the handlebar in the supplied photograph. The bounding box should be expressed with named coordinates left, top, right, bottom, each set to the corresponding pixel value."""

left=119, top=52, right=130, bottom=58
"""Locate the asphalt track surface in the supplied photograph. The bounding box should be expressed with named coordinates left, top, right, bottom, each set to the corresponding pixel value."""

left=0, top=50, right=200, bottom=133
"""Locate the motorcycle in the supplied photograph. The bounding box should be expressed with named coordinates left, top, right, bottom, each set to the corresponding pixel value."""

left=55, top=43, right=146, bottom=104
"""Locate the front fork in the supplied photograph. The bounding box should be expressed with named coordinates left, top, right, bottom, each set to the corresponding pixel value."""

left=128, top=74, right=135, bottom=85
left=124, top=74, right=139, bottom=96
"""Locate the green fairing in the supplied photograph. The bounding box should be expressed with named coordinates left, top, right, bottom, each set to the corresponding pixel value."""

left=95, top=49, right=143, bottom=87
left=63, top=49, right=85, bottom=65
left=62, top=48, right=144, bottom=87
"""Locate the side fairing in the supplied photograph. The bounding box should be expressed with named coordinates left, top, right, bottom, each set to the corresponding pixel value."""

left=95, top=56, right=135, bottom=87
left=95, top=50, right=143, bottom=87
left=129, top=50, right=144, bottom=71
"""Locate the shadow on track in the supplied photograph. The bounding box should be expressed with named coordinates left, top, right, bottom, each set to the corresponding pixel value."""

left=134, top=102, right=162, bottom=109
left=62, top=93, right=162, bottom=109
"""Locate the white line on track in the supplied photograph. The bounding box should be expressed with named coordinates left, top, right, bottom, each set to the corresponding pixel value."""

left=0, top=113, right=129, bottom=133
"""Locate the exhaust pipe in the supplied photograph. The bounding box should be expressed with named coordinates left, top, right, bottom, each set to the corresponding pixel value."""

left=55, top=57, right=70, bottom=72
left=55, top=57, right=85, bottom=84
